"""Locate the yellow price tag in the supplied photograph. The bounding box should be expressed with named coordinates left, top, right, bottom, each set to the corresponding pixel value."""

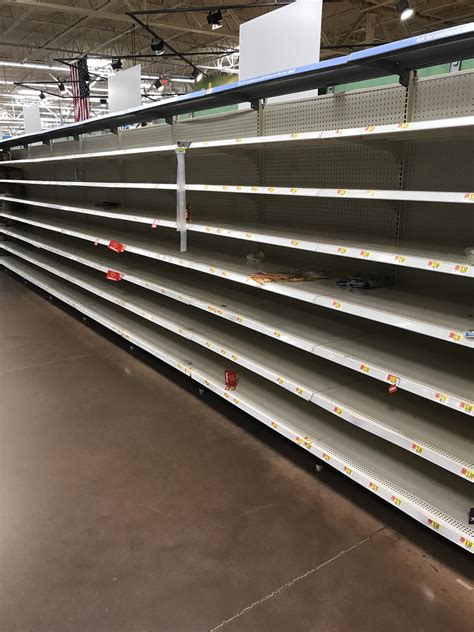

left=449, top=331, right=462, bottom=342
left=344, top=466, right=352, bottom=476
left=333, top=406, right=343, bottom=415
left=295, top=387, right=304, bottom=396
left=391, top=495, right=401, bottom=506
left=427, top=260, right=440, bottom=269
left=271, top=422, right=278, bottom=429
left=411, top=443, right=423, bottom=454
left=369, top=482, right=379, bottom=492
left=332, top=301, right=342, bottom=309
left=359, top=364, right=370, bottom=373
left=338, top=247, right=347, bottom=254
left=428, top=519, right=440, bottom=531
left=323, top=453, right=331, bottom=462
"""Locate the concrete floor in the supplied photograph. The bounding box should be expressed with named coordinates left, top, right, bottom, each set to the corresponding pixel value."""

left=0, top=270, right=473, bottom=632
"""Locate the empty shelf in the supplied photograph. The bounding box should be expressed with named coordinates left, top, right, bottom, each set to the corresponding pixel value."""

left=1, top=180, right=470, bottom=205
left=2, top=197, right=471, bottom=276
left=2, top=239, right=473, bottom=417
left=1, top=255, right=473, bottom=551
left=1, top=115, right=473, bottom=166
left=1, top=216, right=472, bottom=348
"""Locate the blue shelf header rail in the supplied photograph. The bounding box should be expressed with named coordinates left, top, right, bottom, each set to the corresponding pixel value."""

left=1, top=22, right=473, bottom=151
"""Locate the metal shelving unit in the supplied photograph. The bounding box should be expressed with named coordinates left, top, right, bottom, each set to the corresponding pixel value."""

left=1, top=26, right=473, bottom=551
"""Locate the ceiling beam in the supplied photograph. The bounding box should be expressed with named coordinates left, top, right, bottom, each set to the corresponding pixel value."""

left=0, top=0, right=239, bottom=40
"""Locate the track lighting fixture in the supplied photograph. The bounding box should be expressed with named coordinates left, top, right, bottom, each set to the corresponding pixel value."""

left=111, top=58, right=122, bottom=71
left=58, top=82, right=65, bottom=92
left=207, top=9, right=223, bottom=30
left=150, top=38, right=165, bottom=55
left=153, top=78, right=162, bottom=89
left=192, top=69, right=203, bottom=82
left=39, top=91, right=46, bottom=99
left=396, top=0, right=414, bottom=21
left=100, top=98, right=107, bottom=106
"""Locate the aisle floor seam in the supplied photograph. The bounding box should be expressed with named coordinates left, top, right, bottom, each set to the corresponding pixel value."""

left=208, top=525, right=387, bottom=631
left=0, top=352, right=92, bottom=375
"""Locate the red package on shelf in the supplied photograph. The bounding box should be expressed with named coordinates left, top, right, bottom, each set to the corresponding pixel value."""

left=108, top=239, right=126, bottom=253
left=225, top=370, right=237, bottom=390
left=105, top=270, right=122, bottom=282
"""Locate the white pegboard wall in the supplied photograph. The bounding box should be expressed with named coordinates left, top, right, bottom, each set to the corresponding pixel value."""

left=412, top=70, right=474, bottom=121
left=177, top=109, right=258, bottom=143
left=263, top=85, right=407, bottom=135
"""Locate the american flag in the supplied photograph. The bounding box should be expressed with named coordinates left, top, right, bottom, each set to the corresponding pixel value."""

left=70, top=57, right=90, bottom=122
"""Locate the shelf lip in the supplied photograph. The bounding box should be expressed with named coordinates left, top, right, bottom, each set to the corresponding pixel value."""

left=1, top=197, right=471, bottom=276
left=1, top=181, right=472, bottom=206
left=1, top=115, right=473, bottom=166
left=2, top=255, right=473, bottom=552
left=2, top=238, right=473, bottom=417
left=1, top=219, right=472, bottom=349
left=0, top=22, right=473, bottom=151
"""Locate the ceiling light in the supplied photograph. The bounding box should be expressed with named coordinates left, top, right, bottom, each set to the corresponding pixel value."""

left=39, top=92, right=46, bottom=100
left=192, top=69, right=203, bottom=82
left=207, top=9, right=223, bottom=30
left=396, top=0, right=414, bottom=21
left=170, top=77, right=195, bottom=84
left=0, top=60, right=65, bottom=72
left=151, top=38, right=165, bottom=56
left=111, top=58, right=122, bottom=71
left=58, top=82, right=65, bottom=92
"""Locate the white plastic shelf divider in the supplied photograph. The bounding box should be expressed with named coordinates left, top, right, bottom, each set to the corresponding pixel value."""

left=1, top=197, right=471, bottom=277
left=2, top=239, right=472, bottom=417
left=1, top=255, right=473, bottom=552
left=1, top=220, right=472, bottom=349
left=1, top=179, right=471, bottom=206
left=1, top=115, right=473, bottom=166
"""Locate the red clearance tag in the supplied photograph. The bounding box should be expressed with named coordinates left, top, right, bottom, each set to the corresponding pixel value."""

left=388, top=384, right=398, bottom=394
left=225, top=370, right=237, bottom=390
left=151, top=220, right=159, bottom=229
left=106, top=270, right=122, bottom=282
left=108, top=239, right=125, bottom=253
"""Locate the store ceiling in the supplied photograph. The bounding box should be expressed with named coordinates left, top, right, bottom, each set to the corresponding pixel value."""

left=0, top=0, right=472, bottom=130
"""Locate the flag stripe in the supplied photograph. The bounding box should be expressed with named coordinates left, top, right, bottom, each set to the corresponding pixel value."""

left=70, top=59, right=90, bottom=122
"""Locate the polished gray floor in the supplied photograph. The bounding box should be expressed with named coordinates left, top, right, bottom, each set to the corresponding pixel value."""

left=1, top=271, right=472, bottom=632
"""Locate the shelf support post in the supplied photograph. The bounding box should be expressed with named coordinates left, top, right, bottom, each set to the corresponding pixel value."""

left=175, top=142, right=190, bottom=253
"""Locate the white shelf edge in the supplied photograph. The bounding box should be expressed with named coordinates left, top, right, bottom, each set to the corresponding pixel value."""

left=0, top=180, right=472, bottom=206
left=1, top=220, right=472, bottom=350
left=2, top=238, right=473, bottom=418
left=1, top=196, right=471, bottom=277
left=2, top=255, right=473, bottom=553
left=1, top=247, right=472, bottom=480
left=1, top=115, right=473, bottom=166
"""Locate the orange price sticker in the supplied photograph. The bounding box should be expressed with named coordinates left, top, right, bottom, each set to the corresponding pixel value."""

left=386, top=374, right=400, bottom=385
left=333, top=406, right=343, bottom=415
left=427, top=260, right=440, bottom=269
left=391, top=495, right=402, bottom=506
left=435, top=392, right=448, bottom=403
left=460, top=402, right=473, bottom=413
left=449, top=331, right=462, bottom=342
left=360, top=364, right=370, bottom=373
left=411, top=443, right=423, bottom=454
left=461, top=468, right=474, bottom=480
left=296, top=436, right=303, bottom=445
left=460, top=537, right=473, bottom=549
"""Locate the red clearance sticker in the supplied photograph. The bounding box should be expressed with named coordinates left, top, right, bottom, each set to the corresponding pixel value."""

left=151, top=220, right=159, bottom=229
left=108, top=239, right=126, bottom=253
left=224, top=370, right=237, bottom=390
left=388, top=384, right=398, bottom=394
left=106, top=270, right=122, bottom=282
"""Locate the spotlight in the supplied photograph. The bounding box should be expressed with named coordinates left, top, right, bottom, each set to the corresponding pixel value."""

left=151, top=38, right=165, bottom=55
left=192, top=69, right=203, bottom=82
left=207, top=9, right=223, bottom=30
left=39, top=91, right=46, bottom=99
left=111, top=58, right=122, bottom=71
left=396, top=0, right=414, bottom=21
left=153, top=78, right=162, bottom=89
left=58, top=81, right=65, bottom=92
left=100, top=98, right=107, bottom=106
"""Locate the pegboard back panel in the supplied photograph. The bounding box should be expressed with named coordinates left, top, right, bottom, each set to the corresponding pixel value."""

left=263, top=85, right=407, bottom=135
left=412, top=70, right=474, bottom=120
left=177, top=109, right=258, bottom=142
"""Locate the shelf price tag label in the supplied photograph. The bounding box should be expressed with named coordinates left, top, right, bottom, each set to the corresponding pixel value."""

left=461, top=468, right=474, bottom=480
left=464, top=193, right=474, bottom=201
left=343, top=466, right=352, bottom=476
left=106, top=269, right=122, bottom=282
left=151, top=220, right=159, bottom=229
left=454, top=264, right=469, bottom=274
left=460, top=401, right=473, bottom=413
left=427, top=260, right=440, bottom=269
left=359, top=364, right=370, bottom=374
left=108, top=239, right=126, bottom=253
left=411, top=443, right=423, bottom=454
left=427, top=518, right=440, bottom=531
left=391, top=495, right=402, bottom=506
left=224, top=369, right=237, bottom=390
left=435, top=392, right=448, bottom=404
left=369, top=482, right=379, bottom=492
left=460, top=537, right=472, bottom=549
